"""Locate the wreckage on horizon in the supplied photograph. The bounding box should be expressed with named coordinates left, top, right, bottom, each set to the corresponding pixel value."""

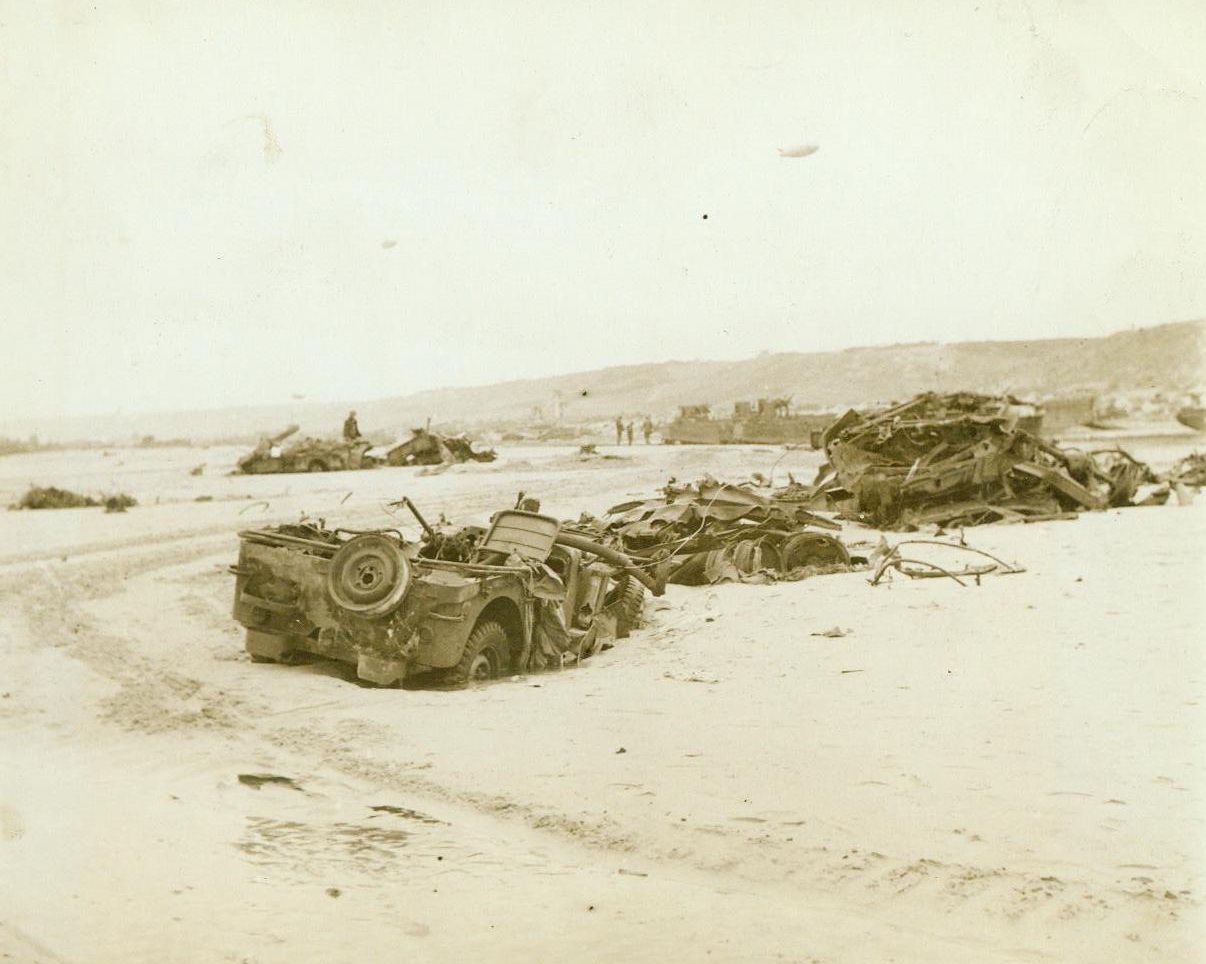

left=235, top=425, right=377, bottom=475
left=811, top=392, right=1168, bottom=530
left=234, top=425, right=495, bottom=474
left=385, top=428, right=496, bottom=467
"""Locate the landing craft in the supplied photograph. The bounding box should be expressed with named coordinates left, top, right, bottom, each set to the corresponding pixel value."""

left=663, top=397, right=837, bottom=446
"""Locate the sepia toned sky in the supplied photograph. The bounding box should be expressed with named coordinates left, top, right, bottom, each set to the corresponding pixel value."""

left=2, top=0, right=1204, bottom=421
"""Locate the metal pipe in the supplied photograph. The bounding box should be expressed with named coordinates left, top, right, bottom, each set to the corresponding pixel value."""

left=238, top=530, right=339, bottom=554
left=553, top=532, right=664, bottom=596
left=387, top=496, right=435, bottom=538
left=421, top=559, right=528, bottom=575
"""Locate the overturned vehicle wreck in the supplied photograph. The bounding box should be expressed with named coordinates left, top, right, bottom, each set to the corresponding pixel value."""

left=579, top=478, right=857, bottom=586
left=235, top=425, right=377, bottom=475
left=385, top=428, right=496, bottom=467
left=231, top=498, right=658, bottom=687
left=815, top=392, right=1163, bottom=530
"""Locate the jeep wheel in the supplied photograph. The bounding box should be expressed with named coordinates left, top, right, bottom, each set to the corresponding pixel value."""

left=609, top=575, right=646, bottom=639
left=308, top=459, right=328, bottom=473
left=328, top=534, right=412, bottom=616
left=448, top=620, right=509, bottom=687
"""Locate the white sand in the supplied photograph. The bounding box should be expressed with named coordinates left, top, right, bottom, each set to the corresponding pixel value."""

left=0, top=440, right=1202, bottom=962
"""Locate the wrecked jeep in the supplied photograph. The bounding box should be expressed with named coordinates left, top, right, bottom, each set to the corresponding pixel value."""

left=230, top=498, right=659, bottom=687
left=235, top=425, right=378, bottom=475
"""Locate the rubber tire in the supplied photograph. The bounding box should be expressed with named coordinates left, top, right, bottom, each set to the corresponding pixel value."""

left=327, top=534, right=411, bottom=617
left=615, top=577, right=646, bottom=639
left=308, top=460, right=327, bottom=472
left=730, top=539, right=763, bottom=574
left=756, top=536, right=784, bottom=573
left=447, top=620, right=509, bottom=687
left=779, top=532, right=850, bottom=571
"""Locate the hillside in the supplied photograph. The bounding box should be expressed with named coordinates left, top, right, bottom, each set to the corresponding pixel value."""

left=6, top=320, right=1203, bottom=443
left=367, top=319, right=1204, bottom=426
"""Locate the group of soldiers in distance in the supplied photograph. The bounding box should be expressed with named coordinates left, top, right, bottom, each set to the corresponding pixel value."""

left=615, top=415, right=654, bottom=445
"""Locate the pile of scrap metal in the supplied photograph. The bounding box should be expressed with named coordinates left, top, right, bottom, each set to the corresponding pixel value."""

left=574, top=477, right=858, bottom=586
left=386, top=428, right=497, bottom=467
left=813, top=392, right=1166, bottom=530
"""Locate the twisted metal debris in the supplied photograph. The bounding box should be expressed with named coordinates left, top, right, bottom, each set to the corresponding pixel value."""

left=868, top=539, right=1025, bottom=587
left=814, top=392, right=1166, bottom=530
left=575, top=477, right=858, bottom=586
left=386, top=428, right=496, bottom=467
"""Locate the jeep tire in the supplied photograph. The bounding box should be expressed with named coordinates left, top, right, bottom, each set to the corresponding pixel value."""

left=448, top=620, right=509, bottom=687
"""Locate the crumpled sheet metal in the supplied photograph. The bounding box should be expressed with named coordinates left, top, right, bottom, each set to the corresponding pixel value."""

left=605, top=480, right=839, bottom=532
left=815, top=392, right=1164, bottom=530
left=581, top=477, right=855, bottom=586
left=386, top=429, right=497, bottom=467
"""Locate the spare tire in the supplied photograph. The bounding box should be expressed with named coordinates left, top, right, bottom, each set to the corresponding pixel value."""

left=327, top=534, right=411, bottom=616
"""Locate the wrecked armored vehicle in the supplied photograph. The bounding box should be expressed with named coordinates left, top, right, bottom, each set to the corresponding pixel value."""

left=814, top=392, right=1162, bottom=529
left=231, top=498, right=658, bottom=687
left=235, top=425, right=378, bottom=475
left=385, top=429, right=496, bottom=467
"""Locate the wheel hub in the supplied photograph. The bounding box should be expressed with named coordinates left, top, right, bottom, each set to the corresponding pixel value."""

left=354, top=560, right=384, bottom=589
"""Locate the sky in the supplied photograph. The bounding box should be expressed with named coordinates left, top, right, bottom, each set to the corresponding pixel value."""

left=2, top=0, right=1204, bottom=421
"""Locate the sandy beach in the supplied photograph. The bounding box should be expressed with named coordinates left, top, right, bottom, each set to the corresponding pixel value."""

left=1, top=439, right=1202, bottom=963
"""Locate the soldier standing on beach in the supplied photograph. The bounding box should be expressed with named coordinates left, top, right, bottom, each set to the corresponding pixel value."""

left=642, top=416, right=653, bottom=444
left=615, top=416, right=624, bottom=445
left=343, top=411, right=361, bottom=441
left=626, top=421, right=634, bottom=445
